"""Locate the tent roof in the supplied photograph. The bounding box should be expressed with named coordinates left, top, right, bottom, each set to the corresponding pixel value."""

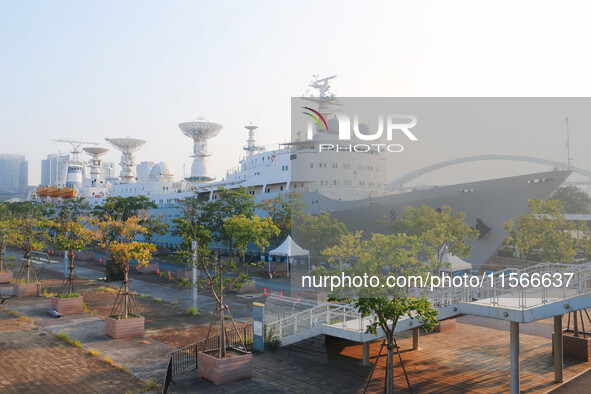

left=268, top=235, right=309, bottom=256
left=441, top=251, right=472, bottom=272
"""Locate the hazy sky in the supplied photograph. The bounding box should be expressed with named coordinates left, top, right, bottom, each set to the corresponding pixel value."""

left=3, top=0, right=591, bottom=187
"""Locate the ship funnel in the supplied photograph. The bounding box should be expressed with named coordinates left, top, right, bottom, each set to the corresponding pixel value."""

left=105, top=138, right=145, bottom=183
left=179, top=118, right=222, bottom=183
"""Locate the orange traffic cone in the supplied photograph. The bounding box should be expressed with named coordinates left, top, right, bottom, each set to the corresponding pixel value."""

left=156, top=267, right=160, bottom=275
left=295, top=293, right=299, bottom=303
left=136, top=265, right=139, bottom=271
left=263, top=288, right=267, bottom=297
left=99, top=257, right=102, bottom=264
left=167, top=270, right=171, bottom=279
left=280, top=290, right=284, bottom=300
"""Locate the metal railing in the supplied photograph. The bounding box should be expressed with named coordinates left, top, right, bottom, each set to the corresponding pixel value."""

left=266, top=262, right=591, bottom=343
left=162, top=324, right=253, bottom=393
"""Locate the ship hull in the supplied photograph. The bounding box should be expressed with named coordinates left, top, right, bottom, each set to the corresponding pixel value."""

left=298, top=170, right=570, bottom=268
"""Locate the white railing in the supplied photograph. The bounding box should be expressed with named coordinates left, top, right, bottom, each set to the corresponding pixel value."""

left=266, top=261, right=591, bottom=342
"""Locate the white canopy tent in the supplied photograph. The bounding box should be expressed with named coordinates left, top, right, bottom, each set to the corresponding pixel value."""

left=267, top=236, right=311, bottom=274
left=439, top=246, right=472, bottom=273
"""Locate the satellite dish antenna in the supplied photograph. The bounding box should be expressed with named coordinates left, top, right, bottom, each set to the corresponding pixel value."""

left=83, top=147, right=109, bottom=182
left=179, top=119, right=222, bottom=183
left=105, top=137, right=146, bottom=183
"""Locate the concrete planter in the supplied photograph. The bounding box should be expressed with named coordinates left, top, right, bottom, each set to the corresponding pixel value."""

left=553, top=329, right=591, bottom=361
left=435, top=318, right=456, bottom=333
left=176, top=269, right=192, bottom=280
left=104, top=316, right=145, bottom=339
left=139, top=262, right=159, bottom=274
left=0, top=271, right=13, bottom=284
left=198, top=351, right=252, bottom=385
left=13, top=282, right=40, bottom=297
left=50, top=296, right=83, bottom=314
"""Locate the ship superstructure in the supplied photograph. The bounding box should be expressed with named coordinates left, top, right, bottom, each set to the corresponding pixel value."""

left=32, top=76, right=572, bottom=268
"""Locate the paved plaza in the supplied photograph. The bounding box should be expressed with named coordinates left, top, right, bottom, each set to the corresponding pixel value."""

left=0, top=253, right=590, bottom=393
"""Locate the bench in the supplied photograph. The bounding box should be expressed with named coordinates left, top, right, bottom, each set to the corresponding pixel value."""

left=28, top=251, right=51, bottom=264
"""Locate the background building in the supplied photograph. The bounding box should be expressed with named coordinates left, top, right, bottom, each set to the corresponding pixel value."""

left=0, top=154, right=29, bottom=201
left=40, top=153, right=69, bottom=186
left=136, top=161, right=155, bottom=182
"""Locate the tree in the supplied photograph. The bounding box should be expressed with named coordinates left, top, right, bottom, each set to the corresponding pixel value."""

left=141, top=214, right=170, bottom=246
left=172, top=196, right=213, bottom=312
left=0, top=204, right=18, bottom=274
left=294, top=212, right=348, bottom=261
left=391, top=205, right=478, bottom=271
left=223, top=214, right=279, bottom=273
left=321, top=231, right=438, bottom=394
left=199, top=187, right=255, bottom=255
left=7, top=202, right=53, bottom=282
left=504, top=198, right=585, bottom=264
left=51, top=199, right=95, bottom=296
left=92, top=216, right=156, bottom=318
left=257, top=192, right=305, bottom=246
left=92, top=196, right=157, bottom=221
left=550, top=185, right=591, bottom=214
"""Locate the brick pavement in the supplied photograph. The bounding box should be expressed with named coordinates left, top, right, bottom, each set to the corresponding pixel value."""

left=0, top=309, right=143, bottom=393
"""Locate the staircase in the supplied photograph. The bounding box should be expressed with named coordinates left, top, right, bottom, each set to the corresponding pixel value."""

left=266, top=262, right=591, bottom=347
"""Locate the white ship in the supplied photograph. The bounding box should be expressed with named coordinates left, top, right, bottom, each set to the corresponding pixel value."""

left=34, top=76, right=571, bottom=268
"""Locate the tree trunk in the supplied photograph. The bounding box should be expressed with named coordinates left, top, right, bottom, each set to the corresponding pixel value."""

left=67, top=250, right=75, bottom=295
left=385, top=336, right=394, bottom=394
left=123, top=265, right=129, bottom=318
left=25, top=249, right=31, bottom=282
left=0, top=242, right=5, bottom=272
left=219, top=266, right=226, bottom=359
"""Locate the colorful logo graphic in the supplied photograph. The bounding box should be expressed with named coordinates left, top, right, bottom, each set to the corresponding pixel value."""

left=302, top=107, right=328, bottom=131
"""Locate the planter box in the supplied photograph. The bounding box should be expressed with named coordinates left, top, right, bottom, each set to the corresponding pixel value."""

left=198, top=350, right=252, bottom=385
left=553, top=329, right=591, bottom=361
left=139, top=262, right=159, bottom=274
left=104, top=316, right=145, bottom=339
left=13, top=282, right=40, bottom=297
left=435, top=318, right=456, bottom=333
left=0, top=271, right=13, bottom=284
left=50, top=296, right=83, bottom=314
left=176, top=269, right=192, bottom=280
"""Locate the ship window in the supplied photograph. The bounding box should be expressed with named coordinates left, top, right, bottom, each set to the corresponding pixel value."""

left=332, top=163, right=339, bottom=168
left=280, top=186, right=284, bottom=191
left=310, top=163, right=314, bottom=168
left=290, top=154, right=297, bottom=160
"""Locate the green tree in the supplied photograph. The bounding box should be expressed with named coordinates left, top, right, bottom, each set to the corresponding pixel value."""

left=92, top=216, right=156, bottom=318
left=549, top=185, right=591, bottom=214
left=0, top=204, right=19, bottom=274
left=504, top=198, right=586, bottom=265
left=257, top=192, right=305, bottom=246
left=199, top=187, right=255, bottom=255
left=294, top=212, right=348, bottom=261
left=322, top=231, right=438, bottom=394
left=392, top=205, right=478, bottom=271
left=7, top=202, right=53, bottom=282
left=92, top=196, right=157, bottom=221
left=51, top=199, right=95, bottom=296
left=223, top=214, right=280, bottom=273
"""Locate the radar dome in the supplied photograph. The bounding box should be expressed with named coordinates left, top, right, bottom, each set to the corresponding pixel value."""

left=149, top=162, right=174, bottom=182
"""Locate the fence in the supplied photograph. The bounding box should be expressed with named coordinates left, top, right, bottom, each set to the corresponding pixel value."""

left=162, top=324, right=253, bottom=393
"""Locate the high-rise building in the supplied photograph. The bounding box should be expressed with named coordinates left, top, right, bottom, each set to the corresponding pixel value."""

left=41, top=153, right=69, bottom=186
left=102, top=161, right=116, bottom=179
left=0, top=154, right=29, bottom=201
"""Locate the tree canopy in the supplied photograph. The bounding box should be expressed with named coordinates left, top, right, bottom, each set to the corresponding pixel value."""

left=549, top=185, right=591, bottom=214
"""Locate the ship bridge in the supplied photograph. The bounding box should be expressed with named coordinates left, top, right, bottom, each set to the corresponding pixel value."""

left=260, top=261, right=591, bottom=394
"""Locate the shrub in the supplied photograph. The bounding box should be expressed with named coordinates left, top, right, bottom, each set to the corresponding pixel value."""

left=187, top=306, right=197, bottom=316
left=153, top=298, right=162, bottom=302
left=142, top=380, right=160, bottom=391
left=87, top=348, right=101, bottom=357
